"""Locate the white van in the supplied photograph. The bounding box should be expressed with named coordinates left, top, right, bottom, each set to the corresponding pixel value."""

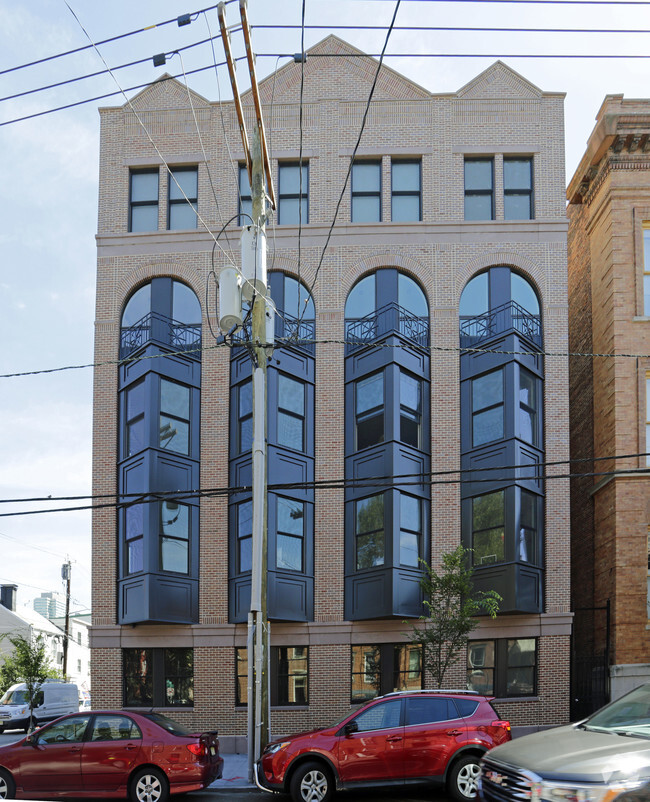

left=0, top=680, right=79, bottom=733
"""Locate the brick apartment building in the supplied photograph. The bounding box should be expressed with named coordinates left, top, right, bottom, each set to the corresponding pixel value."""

left=568, top=95, right=650, bottom=703
left=91, top=36, right=571, bottom=744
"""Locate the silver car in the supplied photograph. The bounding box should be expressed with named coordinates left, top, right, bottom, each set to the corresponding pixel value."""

left=480, top=683, right=650, bottom=802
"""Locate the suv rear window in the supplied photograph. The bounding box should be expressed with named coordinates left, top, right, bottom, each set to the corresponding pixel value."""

left=454, top=699, right=480, bottom=717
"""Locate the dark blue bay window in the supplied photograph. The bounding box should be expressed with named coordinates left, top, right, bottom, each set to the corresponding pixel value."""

left=459, top=266, right=544, bottom=613
left=229, top=273, right=315, bottom=622
left=117, top=277, right=201, bottom=624
left=344, top=268, right=430, bottom=620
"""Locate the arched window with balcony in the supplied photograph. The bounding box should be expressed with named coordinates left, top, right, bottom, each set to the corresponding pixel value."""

left=228, top=272, right=315, bottom=622
left=117, top=278, right=201, bottom=624
left=344, top=268, right=430, bottom=620
left=459, top=266, right=544, bottom=613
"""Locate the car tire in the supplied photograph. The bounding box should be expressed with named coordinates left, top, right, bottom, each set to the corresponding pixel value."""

left=0, top=768, right=16, bottom=800
left=0, top=725, right=4, bottom=734
left=129, top=767, right=169, bottom=802
left=289, top=761, right=334, bottom=802
left=447, top=754, right=482, bottom=801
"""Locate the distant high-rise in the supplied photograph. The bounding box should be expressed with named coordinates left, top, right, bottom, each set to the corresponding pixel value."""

left=33, top=592, right=66, bottom=619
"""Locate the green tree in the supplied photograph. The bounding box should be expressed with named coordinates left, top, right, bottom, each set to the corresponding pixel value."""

left=406, top=545, right=501, bottom=688
left=0, top=634, right=58, bottom=730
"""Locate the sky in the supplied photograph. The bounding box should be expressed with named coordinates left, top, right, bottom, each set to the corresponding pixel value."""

left=1, top=0, right=649, bottom=618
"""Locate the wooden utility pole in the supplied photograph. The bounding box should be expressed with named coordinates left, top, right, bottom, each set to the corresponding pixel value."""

left=61, top=561, right=71, bottom=680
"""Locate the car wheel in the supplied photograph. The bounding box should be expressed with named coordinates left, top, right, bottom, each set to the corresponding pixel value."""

left=0, top=768, right=16, bottom=800
left=129, top=767, right=169, bottom=802
left=290, top=761, right=333, bottom=802
left=447, top=754, right=481, bottom=801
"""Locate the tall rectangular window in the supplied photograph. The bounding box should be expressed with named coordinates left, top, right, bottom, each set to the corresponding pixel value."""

left=646, top=375, right=650, bottom=467
left=273, top=646, right=309, bottom=705
left=126, top=379, right=145, bottom=457
left=276, top=496, right=304, bottom=572
left=393, top=644, right=423, bottom=692
left=472, top=369, right=504, bottom=446
left=239, top=164, right=252, bottom=225
left=519, top=368, right=538, bottom=446
left=472, top=491, right=505, bottom=565
left=391, top=159, right=421, bottom=222
left=643, top=227, right=650, bottom=317
left=278, top=375, right=305, bottom=451
left=355, top=372, right=384, bottom=450
left=519, top=490, right=537, bottom=563
left=352, top=161, right=381, bottom=222
left=160, top=500, right=189, bottom=573
left=356, top=494, right=384, bottom=570
left=351, top=643, right=422, bottom=703
left=159, top=379, right=190, bottom=455
left=168, top=166, right=198, bottom=230
left=504, top=157, right=533, bottom=220
left=351, top=645, right=380, bottom=701
left=235, top=647, right=248, bottom=706
left=278, top=162, right=308, bottom=225
left=399, top=493, right=421, bottom=567
left=237, top=500, right=252, bottom=573
left=129, top=169, right=159, bottom=232
left=464, top=158, right=494, bottom=221
left=125, top=503, right=144, bottom=574
left=400, top=371, right=422, bottom=448
left=237, top=380, right=253, bottom=455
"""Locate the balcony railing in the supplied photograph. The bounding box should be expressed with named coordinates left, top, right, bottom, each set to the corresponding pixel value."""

left=459, top=300, right=541, bottom=349
left=120, top=312, right=202, bottom=361
left=233, top=310, right=316, bottom=355
left=345, top=302, right=429, bottom=354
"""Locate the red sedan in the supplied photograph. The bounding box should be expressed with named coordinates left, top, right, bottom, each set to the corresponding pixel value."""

left=0, top=710, right=223, bottom=802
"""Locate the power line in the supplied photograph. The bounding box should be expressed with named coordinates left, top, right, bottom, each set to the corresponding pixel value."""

left=0, top=2, right=234, bottom=77
left=303, top=0, right=403, bottom=319
left=0, top=450, right=645, bottom=508
left=0, top=461, right=647, bottom=519
left=2, top=333, right=650, bottom=381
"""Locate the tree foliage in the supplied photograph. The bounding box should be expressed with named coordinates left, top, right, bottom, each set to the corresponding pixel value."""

left=0, top=634, right=59, bottom=729
left=406, top=545, right=501, bottom=688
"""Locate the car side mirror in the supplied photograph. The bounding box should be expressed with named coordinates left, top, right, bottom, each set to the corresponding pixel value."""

left=24, top=734, right=36, bottom=746
left=344, top=721, right=359, bottom=736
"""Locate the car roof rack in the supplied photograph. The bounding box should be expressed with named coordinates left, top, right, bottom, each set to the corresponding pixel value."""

left=380, top=689, right=480, bottom=698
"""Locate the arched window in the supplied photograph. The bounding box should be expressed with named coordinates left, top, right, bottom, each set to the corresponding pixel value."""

left=344, top=268, right=430, bottom=621
left=120, top=279, right=201, bottom=360
left=460, top=266, right=544, bottom=614
left=117, top=278, right=201, bottom=625
left=229, top=272, right=315, bottom=623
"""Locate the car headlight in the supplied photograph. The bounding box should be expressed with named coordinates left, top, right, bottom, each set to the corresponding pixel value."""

left=541, top=780, right=647, bottom=802
left=263, top=741, right=290, bottom=756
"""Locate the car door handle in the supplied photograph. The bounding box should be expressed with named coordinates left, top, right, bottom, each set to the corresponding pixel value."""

left=386, top=735, right=403, bottom=742
left=124, top=745, right=137, bottom=751
left=446, top=730, right=462, bottom=737
left=68, top=746, right=82, bottom=753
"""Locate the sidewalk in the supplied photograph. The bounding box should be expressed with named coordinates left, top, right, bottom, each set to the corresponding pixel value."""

left=209, top=751, right=256, bottom=789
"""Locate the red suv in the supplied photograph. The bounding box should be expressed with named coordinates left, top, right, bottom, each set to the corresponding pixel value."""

left=255, top=689, right=511, bottom=802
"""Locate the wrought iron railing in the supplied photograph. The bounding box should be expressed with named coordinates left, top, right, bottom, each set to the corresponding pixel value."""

left=345, top=302, right=429, bottom=354
left=459, top=300, right=541, bottom=349
left=120, top=312, right=202, bottom=361
left=232, top=310, right=316, bottom=355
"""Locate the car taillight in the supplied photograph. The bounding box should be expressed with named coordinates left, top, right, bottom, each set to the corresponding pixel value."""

left=492, top=719, right=511, bottom=732
left=187, top=743, right=206, bottom=757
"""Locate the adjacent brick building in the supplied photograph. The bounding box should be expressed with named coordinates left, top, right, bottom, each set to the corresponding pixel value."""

left=568, top=95, right=650, bottom=702
left=92, top=37, right=571, bottom=745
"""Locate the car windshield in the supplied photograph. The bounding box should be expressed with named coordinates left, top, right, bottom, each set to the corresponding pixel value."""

left=0, top=689, right=28, bottom=705
left=141, top=712, right=195, bottom=736
left=585, top=684, right=650, bottom=738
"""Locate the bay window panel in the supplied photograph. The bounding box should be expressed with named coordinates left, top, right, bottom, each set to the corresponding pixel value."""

left=277, top=497, right=304, bottom=572
left=519, top=369, right=537, bottom=445
left=160, top=502, right=189, bottom=573
left=238, top=381, right=253, bottom=454
left=356, top=495, right=385, bottom=570
left=400, top=372, right=421, bottom=448
left=519, top=490, right=537, bottom=563
left=472, top=491, right=505, bottom=565
left=356, top=373, right=384, bottom=450
left=472, top=369, right=504, bottom=446
left=400, top=494, right=421, bottom=567
left=278, top=375, right=305, bottom=451
left=238, top=501, right=252, bottom=573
